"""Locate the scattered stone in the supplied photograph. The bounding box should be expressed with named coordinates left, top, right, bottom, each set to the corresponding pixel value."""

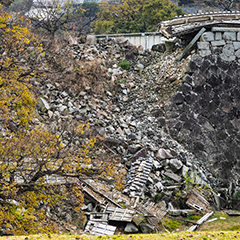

left=169, top=159, right=183, bottom=172
left=139, top=222, right=155, bottom=233
left=124, top=223, right=139, bottom=233
left=156, top=148, right=174, bottom=160
left=163, top=170, right=182, bottom=182
left=38, top=98, right=50, bottom=112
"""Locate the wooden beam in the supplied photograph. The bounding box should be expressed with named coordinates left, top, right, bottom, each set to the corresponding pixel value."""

left=188, top=211, right=214, bottom=232
left=177, top=27, right=206, bottom=61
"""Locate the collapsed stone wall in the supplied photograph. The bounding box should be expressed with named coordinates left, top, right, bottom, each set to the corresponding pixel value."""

left=165, top=35, right=240, bottom=188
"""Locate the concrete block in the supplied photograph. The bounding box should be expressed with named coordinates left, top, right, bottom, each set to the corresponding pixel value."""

left=169, top=159, right=183, bottom=172
left=215, top=32, right=222, bottom=40
left=201, top=32, right=214, bottom=42
left=223, top=32, right=236, bottom=41
left=197, top=41, right=210, bottom=50
left=233, top=42, right=240, bottom=50
left=211, top=40, right=226, bottom=47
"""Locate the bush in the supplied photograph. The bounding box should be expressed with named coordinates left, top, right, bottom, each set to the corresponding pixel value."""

left=119, top=59, right=130, bottom=70
left=154, top=193, right=162, bottom=203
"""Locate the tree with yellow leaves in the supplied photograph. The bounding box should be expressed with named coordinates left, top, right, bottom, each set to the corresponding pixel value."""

left=0, top=5, right=124, bottom=235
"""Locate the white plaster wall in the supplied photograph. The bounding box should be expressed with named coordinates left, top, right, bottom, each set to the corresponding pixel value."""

left=96, top=33, right=164, bottom=50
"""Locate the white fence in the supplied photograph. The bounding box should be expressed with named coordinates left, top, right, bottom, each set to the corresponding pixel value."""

left=95, top=32, right=164, bottom=50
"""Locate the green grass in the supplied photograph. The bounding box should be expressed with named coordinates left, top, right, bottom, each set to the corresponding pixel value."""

left=2, top=211, right=240, bottom=240
left=199, top=211, right=240, bottom=232
left=1, top=231, right=240, bottom=240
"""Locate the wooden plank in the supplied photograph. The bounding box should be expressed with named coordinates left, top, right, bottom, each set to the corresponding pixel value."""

left=81, top=180, right=123, bottom=209
left=106, top=206, right=135, bottom=214
left=106, top=207, right=135, bottom=222
left=186, top=189, right=210, bottom=213
left=188, top=211, right=214, bottom=232
left=177, top=28, right=206, bottom=61
left=84, top=221, right=116, bottom=235
left=89, top=213, right=109, bottom=222
left=121, top=210, right=128, bottom=221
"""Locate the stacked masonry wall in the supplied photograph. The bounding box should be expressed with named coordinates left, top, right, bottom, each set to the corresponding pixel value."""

left=197, top=28, right=240, bottom=62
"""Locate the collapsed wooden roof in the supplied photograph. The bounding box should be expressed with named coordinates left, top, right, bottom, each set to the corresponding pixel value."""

left=159, top=11, right=240, bottom=38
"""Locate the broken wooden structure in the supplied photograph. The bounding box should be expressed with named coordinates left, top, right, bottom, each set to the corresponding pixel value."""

left=80, top=180, right=123, bottom=209
left=106, top=206, right=135, bottom=222
left=159, top=12, right=240, bottom=38
left=124, top=157, right=153, bottom=197
left=186, top=188, right=211, bottom=213
left=82, top=177, right=169, bottom=235
left=84, top=207, right=136, bottom=235
left=84, top=221, right=117, bottom=235
left=136, top=200, right=168, bottom=232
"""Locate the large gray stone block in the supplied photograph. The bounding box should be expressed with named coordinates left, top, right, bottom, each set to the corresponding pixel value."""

left=237, top=32, right=240, bottom=41
left=169, top=158, right=183, bottom=172
left=211, top=40, right=226, bottom=47
left=220, top=53, right=236, bottom=62
left=197, top=42, right=210, bottom=50
left=156, top=148, right=173, bottom=159
left=235, top=49, right=240, bottom=58
left=222, top=43, right=235, bottom=56
left=223, top=32, right=236, bottom=41
left=233, top=42, right=240, bottom=50
left=199, top=49, right=211, bottom=57
left=215, top=32, right=222, bottom=40
left=201, top=32, right=214, bottom=42
left=124, top=223, right=139, bottom=233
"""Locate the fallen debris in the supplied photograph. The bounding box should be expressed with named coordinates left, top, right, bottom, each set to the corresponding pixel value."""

left=206, top=218, right=218, bottom=223
left=89, top=213, right=109, bottom=222
left=123, top=157, right=153, bottom=197
left=227, top=211, right=240, bottom=217
left=186, top=188, right=211, bottom=213
left=81, top=180, right=123, bottom=209
left=106, top=206, right=135, bottom=222
left=177, top=28, right=206, bottom=61
left=168, top=209, right=196, bottom=217
left=136, top=200, right=168, bottom=232
left=84, top=221, right=116, bottom=235
left=188, top=211, right=214, bottom=232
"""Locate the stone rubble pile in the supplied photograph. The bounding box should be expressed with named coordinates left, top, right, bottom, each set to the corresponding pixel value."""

left=32, top=35, right=240, bottom=234
left=34, top=37, right=215, bottom=211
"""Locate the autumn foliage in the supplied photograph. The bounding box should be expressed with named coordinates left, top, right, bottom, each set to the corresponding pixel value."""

left=92, top=0, right=185, bottom=34
left=0, top=5, right=124, bottom=235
